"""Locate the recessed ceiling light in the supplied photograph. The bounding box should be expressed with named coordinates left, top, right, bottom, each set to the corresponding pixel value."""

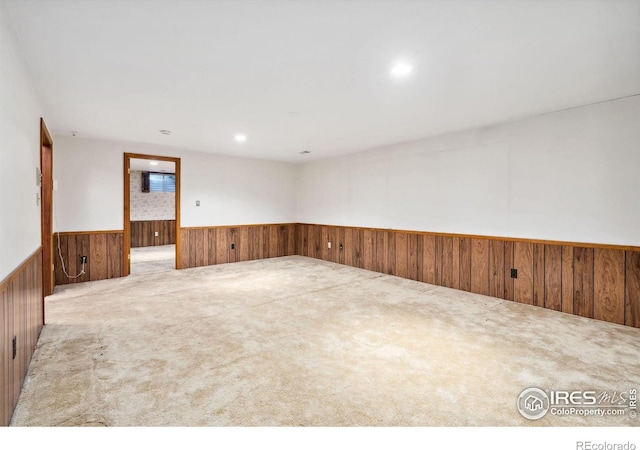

left=234, top=134, right=247, bottom=143
left=390, top=62, right=413, bottom=78
left=150, top=161, right=159, bottom=166
left=159, top=129, right=171, bottom=135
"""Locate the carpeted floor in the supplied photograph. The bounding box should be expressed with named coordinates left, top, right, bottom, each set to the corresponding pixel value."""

left=11, top=256, right=640, bottom=426
left=130, top=244, right=175, bottom=275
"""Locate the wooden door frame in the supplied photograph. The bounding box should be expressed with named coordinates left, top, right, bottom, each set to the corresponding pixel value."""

left=40, top=118, right=54, bottom=307
left=123, top=153, right=181, bottom=275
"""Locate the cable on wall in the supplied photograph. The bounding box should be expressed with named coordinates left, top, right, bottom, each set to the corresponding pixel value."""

left=53, top=190, right=85, bottom=279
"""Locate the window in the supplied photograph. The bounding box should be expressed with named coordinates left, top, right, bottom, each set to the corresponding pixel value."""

left=141, top=172, right=176, bottom=193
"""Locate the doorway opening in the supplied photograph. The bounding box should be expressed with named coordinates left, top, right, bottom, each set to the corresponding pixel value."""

left=123, top=153, right=181, bottom=276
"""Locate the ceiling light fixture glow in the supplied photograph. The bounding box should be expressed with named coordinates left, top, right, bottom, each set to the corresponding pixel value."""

left=390, top=62, right=413, bottom=78
left=149, top=161, right=159, bottom=166
left=234, top=134, right=247, bottom=143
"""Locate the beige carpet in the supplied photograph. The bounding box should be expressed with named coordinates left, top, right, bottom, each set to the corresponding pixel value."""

left=11, top=256, right=640, bottom=426
left=130, top=244, right=175, bottom=275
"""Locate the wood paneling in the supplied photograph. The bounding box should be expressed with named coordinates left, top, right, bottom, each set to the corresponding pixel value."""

left=1, top=249, right=43, bottom=426
left=49, top=223, right=640, bottom=329
left=54, top=232, right=123, bottom=286
left=573, top=247, right=594, bottom=319
left=533, top=244, right=545, bottom=308
left=423, top=235, right=436, bottom=285
left=40, top=118, right=54, bottom=297
left=363, top=230, right=375, bottom=272
left=626, top=251, right=640, bottom=328
left=458, top=238, right=471, bottom=292
left=488, top=240, right=505, bottom=299
left=471, top=239, right=489, bottom=296
left=504, top=241, right=514, bottom=301
left=90, top=234, right=108, bottom=281
left=407, top=233, right=419, bottom=281
left=513, top=242, right=534, bottom=305
left=561, top=246, right=574, bottom=315
left=180, top=224, right=297, bottom=269
left=295, top=223, right=640, bottom=328
left=544, top=245, right=562, bottom=311
left=440, top=236, right=453, bottom=288
left=130, top=220, right=176, bottom=247
left=594, top=249, right=625, bottom=325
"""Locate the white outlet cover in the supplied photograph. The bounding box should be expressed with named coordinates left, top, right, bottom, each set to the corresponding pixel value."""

left=328, top=242, right=331, bottom=249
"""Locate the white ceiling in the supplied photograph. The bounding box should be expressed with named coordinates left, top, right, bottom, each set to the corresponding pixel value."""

left=130, top=159, right=175, bottom=173
left=6, top=0, right=640, bottom=162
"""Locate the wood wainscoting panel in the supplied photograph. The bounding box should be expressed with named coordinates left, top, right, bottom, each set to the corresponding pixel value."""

left=593, top=249, right=625, bottom=325
left=572, top=247, right=594, bottom=319
left=130, top=220, right=176, bottom=248
left=54, top=232, right=123, bottom=286
left=423, top=234, right=436, bottom=285
left=488, top=240, right=505, bottom=299
left=471, top=238, right=490, bottom=296
left=343, top=227, right=354, bottom=267
left=544, top=245, right=562, bottom=311
left=407, top=233, right=419, bottom=281
left=89, top=234, right=108, bottom=281
left=513, top=242, right=534, bottom=305
left=533, top=243, right=545, bottom=308
left=561, top=246, right=574, bottom=315
left=440, top=236, right=454, bottom=289
left=1, top=248, right=43, bottom=426
left=295, top=223, right=638, bottom=328
left=458, top=238, right=472, bottom=292
left=386, top=231, right=397, bottom=276
left=179, top=224, right=297, bottom=269
left=626, top=251, right=640, bottom=328
left=503, top=241, right=515, bottom=301
left=363, top=230, right=375, bottom=272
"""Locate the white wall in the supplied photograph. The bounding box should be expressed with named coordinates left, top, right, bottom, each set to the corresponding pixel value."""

left=53, top=136, right=297, bottom=232
left=297, top=95, right=640, bottom=247
left=0, top=2, right=45, bottom=280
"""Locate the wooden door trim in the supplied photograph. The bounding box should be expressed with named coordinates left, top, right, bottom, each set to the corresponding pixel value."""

left=40, top=118, right=53, bottom=311
left=123, top=153, right=181, bottom=275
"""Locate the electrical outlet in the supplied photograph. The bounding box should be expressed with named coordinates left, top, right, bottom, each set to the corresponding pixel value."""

left=328, top=242, right=331, bottom=249
left=339, top=243, right=343, bottom=251
left=81, top=256, right=88, bottom=264
left=231, top=243, right=235, bottom=250
left=12, top=336, right=17, bottom=359
left=154, top=231, right=159, bottom=237
left=511, top=268, right=518, bottom=279
left=196, top=200, right=200, bottom=207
